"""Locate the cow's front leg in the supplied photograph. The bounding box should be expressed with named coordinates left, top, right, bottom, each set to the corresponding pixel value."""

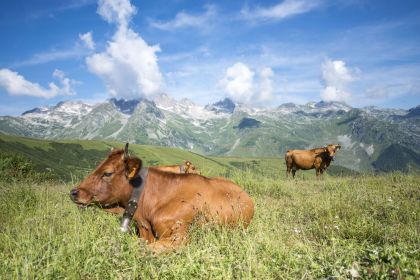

left=148, top=222, right=189, bottom=253
left=103, top=206, right=124, bottom=215
left=292, top=168, right=297, bottom=178
left=315, top=168, right=322, bottom=179
left=286, top=165, right=291, bottom=178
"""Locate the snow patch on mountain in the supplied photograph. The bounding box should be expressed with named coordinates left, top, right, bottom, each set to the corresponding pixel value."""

left=155, top=93, right=228, bottom=120
left=360, top=143, right=374, bottom=156
left=20, top=101, right=92, bottom=128
left=227, top=138, right=241, bottom=155
left=108, top=116, right=129, bottom=138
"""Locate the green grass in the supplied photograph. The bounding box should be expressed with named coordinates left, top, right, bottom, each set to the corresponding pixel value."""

left=0, top=134, right=418, bottom=278
left=0, top=172, right=418, bottom=279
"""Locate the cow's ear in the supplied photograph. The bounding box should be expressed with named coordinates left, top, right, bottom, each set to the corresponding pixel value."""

left=125, top=157, right=142, bottom=179
left=124, top=143, right=130, bottom=160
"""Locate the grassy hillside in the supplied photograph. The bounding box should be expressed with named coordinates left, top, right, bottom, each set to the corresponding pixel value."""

left=0, top=172, right=418, bottom=279
left=0, top=134, right=418, bottom=278
left=373, top=144, right=420, bottom=172
left=0, top=134, right=355, bottom=182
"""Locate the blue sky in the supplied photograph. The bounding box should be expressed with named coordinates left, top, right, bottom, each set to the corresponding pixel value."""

left=0, top=0, right=419, bottom=115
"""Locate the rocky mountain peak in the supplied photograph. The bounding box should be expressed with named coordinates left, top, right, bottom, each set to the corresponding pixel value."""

left=21, top=106, right=49, bottom=116
left=110, top=98, right=141, bottom=115
left=405, top=105, right=420, bottom=118
left=206, top=98, right=236, bottom=113
left=153, top=93, right=177, bottom=108
left=312, top=101, right=352, bottom=112
left=21, top=100, right=92, bottom=116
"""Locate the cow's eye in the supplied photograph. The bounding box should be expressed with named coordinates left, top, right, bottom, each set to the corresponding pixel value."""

left=103, top=172, right=113, bottom=177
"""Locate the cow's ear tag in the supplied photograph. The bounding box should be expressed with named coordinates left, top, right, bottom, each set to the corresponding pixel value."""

left=128, top=167, right=138, bottom=179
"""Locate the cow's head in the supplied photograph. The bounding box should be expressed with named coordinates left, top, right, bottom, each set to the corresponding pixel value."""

left=69, top=143, right=142, bottom=208
left=184, top=160, right=201, bottom=174
left=325, top=144, right=341, bottom=158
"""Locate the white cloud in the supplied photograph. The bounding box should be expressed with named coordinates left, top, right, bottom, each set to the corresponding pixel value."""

left=79, top=31, right=95, bottom=50
left=320, top=59, right=358, bottom=102
left=86, top=0, right=163, bottom=99
left=97, top=0, right=136, bottom=28
left=221, top=62, right=255, bottom=103
left=220, top=62, right=275, bottom=104
left=241, top=0, right=322, bottom=21
left=150, top=5, right=216, bottom=31
left=0, top=68, right=77, bottom=98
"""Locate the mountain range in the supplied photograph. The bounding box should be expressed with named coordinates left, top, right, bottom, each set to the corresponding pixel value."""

left=1, top=94, right=419, bottom=172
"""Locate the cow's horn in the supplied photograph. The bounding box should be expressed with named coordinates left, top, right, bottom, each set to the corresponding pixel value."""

left=124, top=143, right=129, bottom=160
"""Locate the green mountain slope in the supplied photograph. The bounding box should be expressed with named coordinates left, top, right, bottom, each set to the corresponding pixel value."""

left=1, top=97, right=418, bottom=173
left=0, top=134, right=355, bottom=181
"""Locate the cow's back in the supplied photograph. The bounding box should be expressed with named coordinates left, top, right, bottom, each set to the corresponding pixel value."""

left=141, top=171, right=254, bottom=229
left=286, top=149, right=317, bottom=170
left=204, top=177, right=254, bottom=227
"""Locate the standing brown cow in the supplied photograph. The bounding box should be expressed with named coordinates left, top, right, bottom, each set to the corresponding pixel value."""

left=285, top=144, right=341, bottom=178
left=70, top=144, right=254, bottom=252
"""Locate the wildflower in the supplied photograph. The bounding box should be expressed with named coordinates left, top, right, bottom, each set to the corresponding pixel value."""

left=387, top=197, right=393, bottom=202
left=349, top=266, right=360, bottom=278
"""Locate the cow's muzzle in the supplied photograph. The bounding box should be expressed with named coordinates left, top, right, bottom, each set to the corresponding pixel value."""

left=70, top=189, right=89, bottom=208
left=70, top=188, right=79, bottom=201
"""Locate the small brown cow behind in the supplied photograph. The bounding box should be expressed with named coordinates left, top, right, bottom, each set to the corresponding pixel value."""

left=285, top=144, right=341, bottom=178
left=70, top=144, right=254, bottom=252
left=153, top=160, right=201, bottom=175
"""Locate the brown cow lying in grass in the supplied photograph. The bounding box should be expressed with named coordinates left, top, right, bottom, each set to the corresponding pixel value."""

left=285, top=144, right=341, bottom=178
left=70, top=144, right=254, bottom=252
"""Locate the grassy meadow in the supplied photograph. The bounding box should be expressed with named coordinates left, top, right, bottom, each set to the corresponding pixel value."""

left=0, top=135, right=419, bottom=279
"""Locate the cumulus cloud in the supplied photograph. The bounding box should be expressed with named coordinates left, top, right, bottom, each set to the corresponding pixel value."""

left=320, top=59, right=358, bottom=102
left=241, top=0, right=322, bottom=21
left=79, top=32, right=95, bottom=50
left=0, top=68, right=77, bottom=98
left=86, top=0, right=163, bottom=98
left=97, top=0, right=136, bottom=28
left=220, top=63, right=255, bottom=103
left=150, top=5, right=216, bottom=31
left=220, top=62, right=275, bottom=104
